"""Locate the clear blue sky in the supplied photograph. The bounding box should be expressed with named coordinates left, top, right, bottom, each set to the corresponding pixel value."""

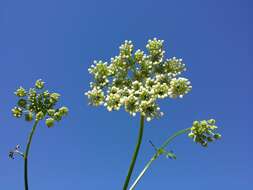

left=0, top=0, right=252, bottom=189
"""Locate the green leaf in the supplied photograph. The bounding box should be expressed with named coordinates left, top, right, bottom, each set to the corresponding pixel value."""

left=166, top=151, right=177, bottom=160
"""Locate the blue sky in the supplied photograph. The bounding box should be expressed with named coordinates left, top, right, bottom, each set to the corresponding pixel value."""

left=0, top=0, right=252, bottom=189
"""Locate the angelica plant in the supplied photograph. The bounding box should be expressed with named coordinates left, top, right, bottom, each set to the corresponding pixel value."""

left=85, top=38, right=221, bottom=190
left=10, top=79, right=68, bottom=190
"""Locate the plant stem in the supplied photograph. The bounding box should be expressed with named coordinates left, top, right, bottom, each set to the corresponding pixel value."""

left=129, top=127, right=191, bottom=190
left=24, top=120, right=39, bottom=190
left=160, top=128, right=191, bottom=150
left=129, top=154, right=157, bottom=190
left=123, top=115, right=145, bottom=190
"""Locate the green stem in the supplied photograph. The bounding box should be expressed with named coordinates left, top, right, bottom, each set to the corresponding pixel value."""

left=123, top=115, right=145, bottom=190
left=129, top=127, right=191, bottom=190
left=129, top=154, right=157, bottom=190
left=24, top=120, right=39, bottom=190
left=160, top=128, right=191, bottom=150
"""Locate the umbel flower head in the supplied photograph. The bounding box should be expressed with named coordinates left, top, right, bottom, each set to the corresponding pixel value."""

left=11, top=79, right=68, bottom=127
left=85, top=38, right=192, bottom=121
left=188, top=119, right=221, bottom=147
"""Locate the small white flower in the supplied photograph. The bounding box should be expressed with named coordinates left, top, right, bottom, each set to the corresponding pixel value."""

left=86, top=86, right=105, bottom=106
left=169, top=78, right=192, bottom=98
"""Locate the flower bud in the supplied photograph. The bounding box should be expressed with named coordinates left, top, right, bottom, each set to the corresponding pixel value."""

left=134, top=49, right=144, bottom=62
left=15, top=87, right=26, bottom=97
left=214, top=133, right=222, bottom=139
left=50, top=93, right=60, bottom=103
left=28, top=88, right=37, bottom=100
left=188, top=133, right=194, bottom=138
left=207, top=137, right=213, bottom=142
left=36, top=111, right=44, bottom=120
left=53, top=112, right=62, bottom=121
left=25, top=112, right=33, bottom=121
left=35, top=79, right=45, bottom=89
left=200, top=120, right=208, bottom=127
left=193, top=121, right=199, bottom=126
left=47, top=109, right=56, bottom=117
left=43, top=90, right=50, bottom=98
left=12, top=107, right=22, bottom=118
left=18, top=99, right=27, bottom=108
left=59, top=106, right=69, bottom=116
left=45, top=118, right=54, bottom=128
left=208, top=119, right=216, bottom=125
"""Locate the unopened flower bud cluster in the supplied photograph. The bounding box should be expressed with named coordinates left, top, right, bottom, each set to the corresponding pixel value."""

left=11, top=79, right=68, bottom=128
left=86, top=38, right=192, bottom=121
left=188, top=119, right=221, bottom=147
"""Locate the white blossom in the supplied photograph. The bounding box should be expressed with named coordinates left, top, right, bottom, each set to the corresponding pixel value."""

left=86, top=38, right=192, bottom=121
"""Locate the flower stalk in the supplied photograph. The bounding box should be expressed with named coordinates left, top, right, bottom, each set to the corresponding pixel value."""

left=123, top=115, right=145, bottom=190
left=24, top=120, right=39, bottom=190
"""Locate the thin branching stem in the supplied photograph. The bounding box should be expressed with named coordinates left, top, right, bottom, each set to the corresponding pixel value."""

left=129, top=127, right=191, bottom=190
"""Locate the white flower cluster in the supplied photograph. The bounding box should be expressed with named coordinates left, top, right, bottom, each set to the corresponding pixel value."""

left=85, top=38, right=192, bottom=121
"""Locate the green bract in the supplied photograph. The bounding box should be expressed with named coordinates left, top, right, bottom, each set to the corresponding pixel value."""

left=11, top=79, right=68, bottom=127
left=86, top=38, right=192, bottom=121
